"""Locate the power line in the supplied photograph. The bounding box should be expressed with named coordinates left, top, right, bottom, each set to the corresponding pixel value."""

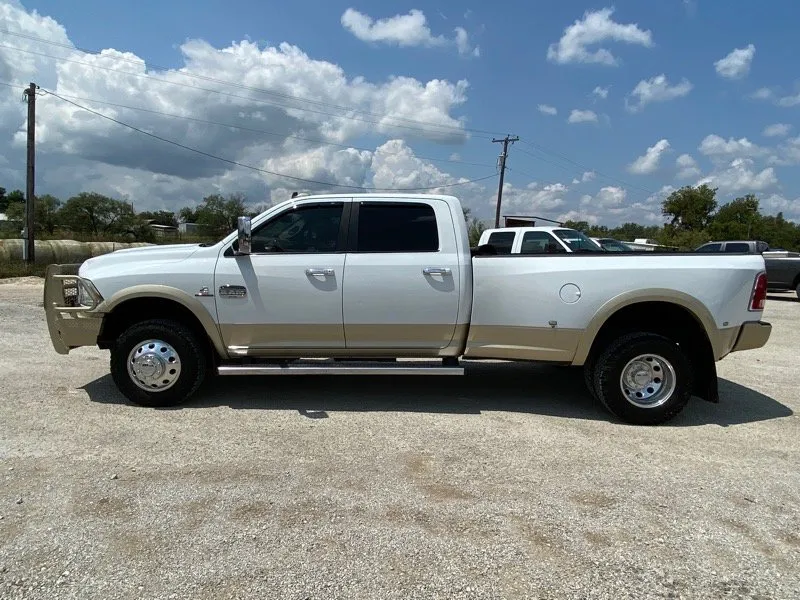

left=15, top=88, right=494, bottom=169
left=0, top=38, right=499, bottom=140
left=518, top=140, right=657, bottom=196
left=42, top=88, right=498, bottom=192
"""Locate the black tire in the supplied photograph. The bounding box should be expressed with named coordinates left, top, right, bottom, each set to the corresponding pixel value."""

left=110, top=318, right=208, bottom=407
left=593, top=332, right=693, bottom=425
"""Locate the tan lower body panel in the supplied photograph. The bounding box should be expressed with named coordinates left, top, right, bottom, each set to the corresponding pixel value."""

left=730, top=321, right=772, bottom=353
left=220, top=323, right=467, bottom=357
left=463, top=325, right=581, bottom=362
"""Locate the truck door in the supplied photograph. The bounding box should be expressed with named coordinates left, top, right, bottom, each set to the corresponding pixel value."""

left=341, top=199, right=461, bottom=351
left=214, top=200, right=349, bottom=354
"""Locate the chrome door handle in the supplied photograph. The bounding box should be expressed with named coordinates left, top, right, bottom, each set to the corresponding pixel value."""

left=306, top=268, right=335, bottom=276
left=423, top=267, right=451, bottom=275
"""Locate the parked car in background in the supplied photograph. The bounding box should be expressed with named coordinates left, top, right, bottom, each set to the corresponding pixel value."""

left=591, top=237, right=635, bottom=252
left=694, top=240, right=771, bottom=254
left=694, top=240, right=800, bottom=299
left=477, top=226, right=603, bottom=254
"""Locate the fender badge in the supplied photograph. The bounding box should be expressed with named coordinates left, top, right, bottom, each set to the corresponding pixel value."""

left=195, top=286, right=214, bottom=297
left=219, top=284, right=247, bottom=298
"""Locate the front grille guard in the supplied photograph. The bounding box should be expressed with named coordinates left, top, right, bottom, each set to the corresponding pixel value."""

left=44, top=264, right=86, bottom=312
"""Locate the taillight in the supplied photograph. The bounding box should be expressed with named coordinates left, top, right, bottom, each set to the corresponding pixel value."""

left=749, top=272, right=767, bottom=311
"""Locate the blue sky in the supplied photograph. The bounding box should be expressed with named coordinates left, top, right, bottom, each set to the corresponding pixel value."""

left=1, top=0, right=799, bottom=223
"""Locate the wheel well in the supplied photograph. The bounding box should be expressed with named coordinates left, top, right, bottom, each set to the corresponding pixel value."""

left=98, top=297, right=219, bottom=365
left=586, top=301, right=718, bottom=403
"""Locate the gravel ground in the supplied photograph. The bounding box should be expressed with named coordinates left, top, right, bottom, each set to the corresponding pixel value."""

left=1, top=279, right=798, bottom=600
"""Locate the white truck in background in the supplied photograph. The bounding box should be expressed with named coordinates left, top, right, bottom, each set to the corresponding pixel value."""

left=477, top=226, right=603, bottom=254
left=44, top=193, right=772, bottom=425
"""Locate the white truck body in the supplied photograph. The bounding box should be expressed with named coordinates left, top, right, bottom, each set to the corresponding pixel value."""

left=44, top=193, right=772, bottom=425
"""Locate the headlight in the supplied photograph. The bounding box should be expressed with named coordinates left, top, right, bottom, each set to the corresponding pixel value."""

left=75, top=278, right=103, bottom=308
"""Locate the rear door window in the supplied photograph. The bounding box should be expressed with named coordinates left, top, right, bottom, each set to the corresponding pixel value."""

left=487, top=231, right=515, bottom=254
left=356, top=202, right=439, bottom=252
left=724, top=242, right=751, bottom=253
left=519, top=231, right=565, bottom=254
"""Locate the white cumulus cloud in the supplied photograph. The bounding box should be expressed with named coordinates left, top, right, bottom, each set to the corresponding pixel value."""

left=626, top=74, right=693, bottom=112
left=698, top=134, right=767, bottom=161
left=341, top=8, right=479, bottom=56
left=763, top=123, right=791, bottom=138
left=497, top=182, right=569, bottom=214
left=0, top=1, right=483, bottom=213
left=696, top=158, right=777, bottom=193
left=628, top=139, right=671, bottom=174
left=538, top=104, right=558, bottom=116
left=592, top=86, right=609, bottom=99
left=568, top=109, right=598, bottom=124
left=714, top=44, right=755, bottom=79
left=675, top=154, right=701, bottom=179
left=546, top=7, right=653, bottom=66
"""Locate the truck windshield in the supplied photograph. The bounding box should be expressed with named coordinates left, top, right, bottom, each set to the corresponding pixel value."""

left=553, top=229, right=604, bottom=252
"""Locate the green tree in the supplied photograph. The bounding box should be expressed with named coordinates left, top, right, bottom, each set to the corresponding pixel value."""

left=462, top=206, right=487, bottom=246
left=178, top=206, right=199, bottom=223
left=9, top=194, right=63, bottom=234
left=608, top=222, right=661, bottom=241
left=708, top=194, right=761, bottom=240
left=59, top=192, right=137, bottom=235
left=0, top=187, right=5, bottom=212
left=192, top=192, right=248, bottom=237
left=662, top=184, right=718, bottom=231
left=2, top=189, right=25, bottom=218
left=563, top=220, right=590, bottom=233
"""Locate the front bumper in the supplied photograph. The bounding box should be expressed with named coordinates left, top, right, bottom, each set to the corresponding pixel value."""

left=731, top=321, right=772, bottom=353
left=43, top=264, right=104, bottom=354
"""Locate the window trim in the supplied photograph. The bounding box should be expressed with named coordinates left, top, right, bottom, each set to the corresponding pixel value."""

left=223, top=201, right=351, bottom=257
left=346, top=200, right=441, bottom=253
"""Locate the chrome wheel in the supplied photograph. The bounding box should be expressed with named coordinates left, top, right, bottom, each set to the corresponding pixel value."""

left=619, top=354, right=676, bottom=409
left=127, top=339, right=181, bottom=392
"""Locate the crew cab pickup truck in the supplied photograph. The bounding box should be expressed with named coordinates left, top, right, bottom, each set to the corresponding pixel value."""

left=44, top=193, right=772, bottom=425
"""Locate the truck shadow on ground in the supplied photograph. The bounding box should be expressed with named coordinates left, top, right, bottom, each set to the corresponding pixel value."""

left=767, top=293, right=798, bottom=303
left=82, top=361, right=792, bottom=427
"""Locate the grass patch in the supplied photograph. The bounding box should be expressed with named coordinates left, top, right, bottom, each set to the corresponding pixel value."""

left=0, top=260, right=48, bottom=279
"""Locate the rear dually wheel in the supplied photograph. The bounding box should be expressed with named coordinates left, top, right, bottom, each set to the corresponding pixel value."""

left=592, top=332, right=693, bottom=425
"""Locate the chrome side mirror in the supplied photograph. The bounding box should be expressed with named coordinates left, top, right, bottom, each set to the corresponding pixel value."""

left=236, top=216, right=252, bottom=255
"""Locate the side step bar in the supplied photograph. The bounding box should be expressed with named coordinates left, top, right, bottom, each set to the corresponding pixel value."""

left=217, top=359, right=464, bottom=376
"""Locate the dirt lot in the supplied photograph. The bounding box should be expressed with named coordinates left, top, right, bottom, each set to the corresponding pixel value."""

left=1, top=278, right=798, bottom=600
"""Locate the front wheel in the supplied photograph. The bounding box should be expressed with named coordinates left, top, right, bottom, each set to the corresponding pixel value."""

left=110, top=318, right=208, bottom=407
left=592, top=332, right=693, bottom=425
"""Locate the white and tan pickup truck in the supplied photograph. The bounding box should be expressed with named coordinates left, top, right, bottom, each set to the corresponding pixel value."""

left=44, top=193, right=772, bottom=425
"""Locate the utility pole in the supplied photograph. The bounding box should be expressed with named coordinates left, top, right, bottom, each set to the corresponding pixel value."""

left=492, top=135, right=519, bottom=228
left=23, top=82, right=37, bottom=264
